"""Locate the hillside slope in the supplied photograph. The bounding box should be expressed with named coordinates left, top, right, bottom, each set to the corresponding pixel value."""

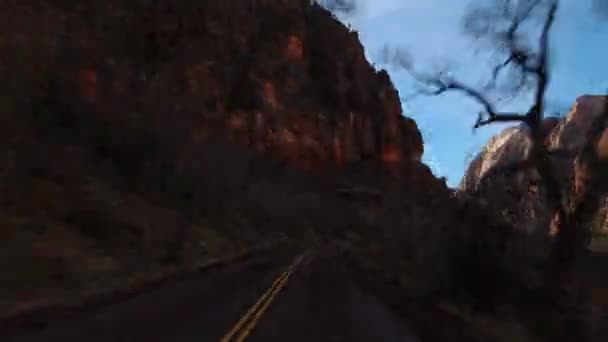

left=0, top=0, right=447, bottom=315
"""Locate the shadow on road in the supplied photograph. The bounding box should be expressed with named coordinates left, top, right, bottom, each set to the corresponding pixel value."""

left=3, top=246, right=420, bottom=342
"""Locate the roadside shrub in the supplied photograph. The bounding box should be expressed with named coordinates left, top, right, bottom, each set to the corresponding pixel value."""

left=354, top=188, right=552, bottom=310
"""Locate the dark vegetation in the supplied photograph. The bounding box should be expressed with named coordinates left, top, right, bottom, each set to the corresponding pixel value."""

left=343, top=0, right=608, bottom=340
left=379, top=0, right=608, bottom=288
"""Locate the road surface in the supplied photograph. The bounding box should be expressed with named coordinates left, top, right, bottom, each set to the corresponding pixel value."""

left=2, top=247, right=419, bottom=342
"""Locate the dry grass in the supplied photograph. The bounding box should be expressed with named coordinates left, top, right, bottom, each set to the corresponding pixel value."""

left=340, top=194, right=608, bottom=342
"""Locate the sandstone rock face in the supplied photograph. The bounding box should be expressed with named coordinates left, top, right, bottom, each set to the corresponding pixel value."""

left=547, top=95, right=608, bottom=152
left=460, top=125, right=550, bottom=235
left=0, top=0, right=425, bottom=184
left=461, top=95, right=608, bottom=237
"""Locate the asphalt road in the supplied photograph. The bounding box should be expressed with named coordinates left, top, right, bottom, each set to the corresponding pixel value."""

left=247, top=248, right=420, bottom=342
left=2, top=248, right=420, bottom=342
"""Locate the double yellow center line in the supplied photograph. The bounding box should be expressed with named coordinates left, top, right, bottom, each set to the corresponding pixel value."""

left=220, top=252, right=309, bottom=342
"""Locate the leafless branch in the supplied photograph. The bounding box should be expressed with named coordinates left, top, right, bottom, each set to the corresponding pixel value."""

left=398, top=0, right=558, bottom=133
left=397, top=0, right=605, bottom=286
left=530, top=0, right=557, bottom=124
left=398, top=61, right=529, bottom=128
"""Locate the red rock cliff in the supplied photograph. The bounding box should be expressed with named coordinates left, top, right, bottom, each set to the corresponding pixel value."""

left=1, top=0, right=424, bottom=180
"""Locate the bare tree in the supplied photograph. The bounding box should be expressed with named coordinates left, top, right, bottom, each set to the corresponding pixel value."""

left=390, top=0, right=607, bottom=287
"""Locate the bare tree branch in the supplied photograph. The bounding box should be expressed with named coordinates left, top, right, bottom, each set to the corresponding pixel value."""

left=530, top=1, right=557, bottom=124
left=394, top=0, right=603, bottom=285
left=397, top=60, right=529, bottom=128
left=396, top=0, right=559, bottom=133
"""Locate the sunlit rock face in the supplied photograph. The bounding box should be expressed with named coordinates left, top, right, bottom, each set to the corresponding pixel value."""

left=461, top=124, right=551, bottom=235
left=461, top=95, right=608, bottom=237
left=0, top=0, right=425, bottom=182
left=547, top=95, right=608, bottom=152
left=461, top=126, right=533, bottom=192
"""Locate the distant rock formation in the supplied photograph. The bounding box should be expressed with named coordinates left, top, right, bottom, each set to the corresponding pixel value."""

left=461, top=95, right=608, bottom=237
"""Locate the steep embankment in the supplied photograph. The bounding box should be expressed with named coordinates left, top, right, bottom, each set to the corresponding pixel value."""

left=0, top=0, right=446, bottom=316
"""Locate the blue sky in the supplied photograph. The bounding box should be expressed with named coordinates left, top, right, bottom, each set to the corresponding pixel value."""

left=328, top=0, right=608, bottom=187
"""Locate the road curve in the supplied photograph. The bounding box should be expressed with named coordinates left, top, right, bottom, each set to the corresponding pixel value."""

left=2, top=247, right=420, bottom=342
